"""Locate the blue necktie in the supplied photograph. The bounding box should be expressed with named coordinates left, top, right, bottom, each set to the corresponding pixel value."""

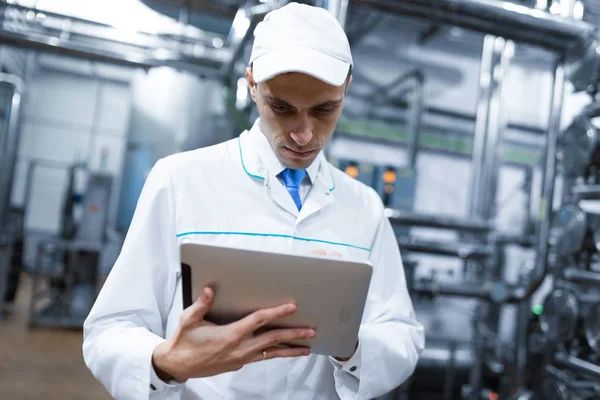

left=280, top=168, right=307, bottom=211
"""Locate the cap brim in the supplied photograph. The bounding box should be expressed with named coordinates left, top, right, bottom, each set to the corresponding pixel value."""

left=252, top=47, right=351, bottom=87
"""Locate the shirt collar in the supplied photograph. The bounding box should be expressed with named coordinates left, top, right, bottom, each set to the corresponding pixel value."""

left=249, top=119, right=321, bottom=183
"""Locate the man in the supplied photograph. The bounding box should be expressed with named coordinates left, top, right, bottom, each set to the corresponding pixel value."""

left=83, top=3, right=424, bottom=399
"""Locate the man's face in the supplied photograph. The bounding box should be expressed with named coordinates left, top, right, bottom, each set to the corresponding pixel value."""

left=247, top=68, right=350, bottom=170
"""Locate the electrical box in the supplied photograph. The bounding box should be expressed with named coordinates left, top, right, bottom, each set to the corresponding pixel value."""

left=337, top=159, right=376, bottom=189
left=372, top=165, right=417, bottom=209
left=331, top=158, right=418, bottom=236
left=374, top=165, right=418, bottom=237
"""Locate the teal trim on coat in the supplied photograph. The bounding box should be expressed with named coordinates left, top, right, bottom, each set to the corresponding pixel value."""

left=238, top=135, right=265, bottom=180
left=176, top=230, right=370, bottom=252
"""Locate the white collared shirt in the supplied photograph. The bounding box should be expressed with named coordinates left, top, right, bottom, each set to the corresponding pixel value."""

left=82, top=118, right=425, bottom=400
left=252, top=123, right=320, bottom=202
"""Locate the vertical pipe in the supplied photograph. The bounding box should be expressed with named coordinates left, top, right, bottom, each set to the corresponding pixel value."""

left=178, top=0, right=191, bottom=26
left=467, top=34, right=498, bottom=400
left=0, top=83, right=21, bottom=229
left=514, top=60, right=566, bottom=388
left=532, top=60, right=565, bottom=291
left=406, top=72, right=424, bottom=169
left=469, top=34, right=496, bottom=218
left=325, top=0, right=350, bottom=30
left=0, top=81, right=21, bottom=318
left=514, top=299, right=531, bottom=392
left=468, top=35, right=513, bottom=400
left=523, top=166, right=534, bottom=235
left=222, top=0, right=256, bottom=78
left=482, top=37, right=514, bottom=368
left=481, top=37, right=514, bottom=220
left=469, top=303, right=485, bottom=400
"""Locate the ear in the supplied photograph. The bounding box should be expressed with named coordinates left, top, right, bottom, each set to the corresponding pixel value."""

left=344, top=75, right=353, bottom=95
left=246, top=67, right=258, bottom=102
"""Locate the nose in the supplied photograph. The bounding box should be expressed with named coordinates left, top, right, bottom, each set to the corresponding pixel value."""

left=290, top=115, right=313, bottom=146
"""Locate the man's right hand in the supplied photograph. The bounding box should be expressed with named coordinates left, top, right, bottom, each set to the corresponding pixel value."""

left=151, top=287, right=315, bottom=382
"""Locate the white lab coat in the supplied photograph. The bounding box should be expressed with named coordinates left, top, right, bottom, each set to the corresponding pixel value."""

left=82, top=120, right=425, bottom=400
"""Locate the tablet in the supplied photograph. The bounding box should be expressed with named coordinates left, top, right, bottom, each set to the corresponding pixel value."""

left=180, top=242, right=373, bottom=358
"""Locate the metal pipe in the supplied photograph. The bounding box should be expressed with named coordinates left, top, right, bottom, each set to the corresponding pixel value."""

left=397, top=238, right=494, bottom=259
left=406, top=71, right=424, bottom=169
left=222, top=1, right=256, bottom=78
left=0, top=26, right=224, bottom=78
left=0, top=3, right=226, bottom=78
left=481, top=37, right=514, bottom=219
left=0, top=3, right=223, bottom=49
left=523, top=166, right=535, bottom=236
left=510, top=59, right=567, bottom=392
left=466, top=34, right=509, bottom=400
left=514, top=298, right=531, bottom=392
left=0, top=76, right=22, bottom=314
left=412, top=280, right=490, bottom=299
left=411, top=278, right=536, bottom=304
left=511, top=60, right=566, bottom=302
left=495, top=233, right=535, bottom=247
left=0, top=76, right=24, bottom=230
left=368, top=69, right=422, bottom=107
left=564, top=268, right=600, bottom=284
left=178, top=0, right=191, bottom=26
left=353, top=0, right=594, bottom=52
left=469, top=34, right=496, bottom=218
left=545, top=365, right=600, bottom=391
left=325, top=0, right=350, bottom=30
left=572, top=184, right=600, bottom=199
left=555, top=353, right=600, bottom=379
left=385, top=209, right=492, bottom=232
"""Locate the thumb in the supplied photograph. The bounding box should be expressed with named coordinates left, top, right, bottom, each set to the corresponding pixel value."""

left=182, top=287, right=215, bottom=326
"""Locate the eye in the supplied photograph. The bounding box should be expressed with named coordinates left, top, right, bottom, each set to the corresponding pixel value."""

left=271, top=104, right=292, bottom=113
left=314, top=107, right=334, bottom=115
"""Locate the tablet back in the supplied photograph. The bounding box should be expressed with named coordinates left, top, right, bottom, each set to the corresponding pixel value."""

left=180, top=242, right=373, bottom=358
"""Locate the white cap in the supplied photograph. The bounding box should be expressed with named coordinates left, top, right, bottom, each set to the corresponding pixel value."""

left=249, top=2, right=353, bottom=87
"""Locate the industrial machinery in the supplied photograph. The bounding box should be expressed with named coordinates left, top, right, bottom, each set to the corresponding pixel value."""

left=24, top=160, right=113, bottom=328
left=532, top=96, right=600, bottom=399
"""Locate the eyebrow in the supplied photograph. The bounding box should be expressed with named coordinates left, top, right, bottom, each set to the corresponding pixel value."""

left=264, top=95, right=343, bottom=108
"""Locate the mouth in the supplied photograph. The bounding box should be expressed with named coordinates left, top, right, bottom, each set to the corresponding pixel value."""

left=283, top=146, right=316, bottom=159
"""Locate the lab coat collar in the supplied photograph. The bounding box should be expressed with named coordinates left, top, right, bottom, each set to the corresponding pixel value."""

left=238, top=119, right=336, bottom=218
left=239, top=119, right=335, bottom=192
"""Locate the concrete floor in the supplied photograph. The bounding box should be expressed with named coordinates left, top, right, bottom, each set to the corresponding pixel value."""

left=0, top=274, right=111, bottom=400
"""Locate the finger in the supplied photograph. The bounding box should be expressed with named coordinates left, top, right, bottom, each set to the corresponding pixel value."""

left=329, top=251, right=343, bottom=258
left=247, top=346, right=311, bottom=364
left=180, top=286, right=214, bottom=328
left=311, top=249, right=327, bottom=256
left=249, top=328, right=316, bottom=353
left=233, top=303, right=297, bottom=334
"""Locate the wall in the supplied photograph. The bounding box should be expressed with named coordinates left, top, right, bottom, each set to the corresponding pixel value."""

left=10, top=53, right=133, bottom=234
left=128, top=67, right=227, bottom=160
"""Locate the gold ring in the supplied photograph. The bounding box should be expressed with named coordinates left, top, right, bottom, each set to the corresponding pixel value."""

left=262, top=350, right=267, bottom=360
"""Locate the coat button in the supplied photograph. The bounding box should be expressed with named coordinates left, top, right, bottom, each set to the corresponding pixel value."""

left=349, top=366, right=357, bottom=372
left=266, top=184, right=271, bottom=190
